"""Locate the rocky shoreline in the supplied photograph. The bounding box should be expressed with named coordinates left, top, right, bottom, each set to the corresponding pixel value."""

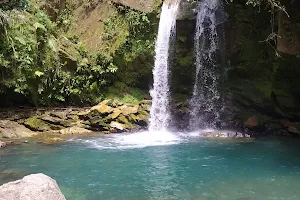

left=1, top=98, right=300, bottom=149
left=0, top=99, right=150, bottom=147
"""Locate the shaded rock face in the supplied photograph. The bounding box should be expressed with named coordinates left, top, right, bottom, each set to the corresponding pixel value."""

left=168, top=2, right=300, bottom=136
left=222, top=3, right=300, bottom=136
left=0, top=174, right=66, bottom=200
left=277, top=1, right=300, bottom=55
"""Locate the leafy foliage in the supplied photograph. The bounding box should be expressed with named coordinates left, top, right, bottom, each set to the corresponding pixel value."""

left=0, top=1, right=156, bottom=106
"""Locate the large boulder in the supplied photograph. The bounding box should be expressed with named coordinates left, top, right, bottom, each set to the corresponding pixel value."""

left=0, top=174, right=66, bottom=200
left=0, top=120, right=36, bottom=139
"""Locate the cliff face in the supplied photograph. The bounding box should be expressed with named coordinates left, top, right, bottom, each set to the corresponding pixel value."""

left=167, top=0, right=300, bottom=135
left=277, top=7, right=300, bottom=54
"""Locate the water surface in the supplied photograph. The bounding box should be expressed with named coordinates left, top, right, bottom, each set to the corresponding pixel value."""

left=1, top=131, right=300, bottom=200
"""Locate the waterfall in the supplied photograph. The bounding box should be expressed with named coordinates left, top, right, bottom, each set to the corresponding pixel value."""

left=149, top=2, right=180, bottom=131
left=189, top=0, right=225, bottom=130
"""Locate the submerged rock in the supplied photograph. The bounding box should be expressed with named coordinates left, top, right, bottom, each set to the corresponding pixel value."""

left=59, top=126, right=93, bottom=135
left=0, top=173, right=66, bottom=200
left=0, top=141, right=6, bottom=148
left=0, top=170, right=26, bottom=184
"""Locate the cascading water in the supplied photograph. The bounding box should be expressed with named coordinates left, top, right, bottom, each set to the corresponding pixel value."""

left=149, top=1, right=180, bottom=131
left=189, top=0, right=225, bottom=130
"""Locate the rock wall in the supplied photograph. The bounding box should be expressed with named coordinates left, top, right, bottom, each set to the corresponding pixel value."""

left=277, top=6, right=300, bottom=55
left=167, top=1, right=300, bottom=136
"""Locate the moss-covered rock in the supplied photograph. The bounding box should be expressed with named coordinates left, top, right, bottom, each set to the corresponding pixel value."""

left=24, top=117, right=51, bottom=132
left=120, top=105, right=139, bottom=116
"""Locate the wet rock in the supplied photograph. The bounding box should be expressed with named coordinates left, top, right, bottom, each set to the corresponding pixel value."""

left=287, top=126, right=300, bottom=134
left=0, top=173, right=66, bottom=200
left=24, top=117, right=51, bottom=132
left=177, top=0, right=197, bottom=20
left=199, top=131, right=251, bottom=138
left=244, top=116, right=259, bottom=128
left=59, top=126, right=93, bottom=135
left=0, top=170, right=26, bottom=185
left=0, top=141, right=6, bottom=148
left=0, top=120, right=36, bottom=139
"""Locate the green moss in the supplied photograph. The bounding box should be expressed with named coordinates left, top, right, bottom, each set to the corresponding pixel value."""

left=24, top=117, right=50, bottom=131
left=105, top=82, right=147, bottom=104
left=177, top=55, right=194, bottom=66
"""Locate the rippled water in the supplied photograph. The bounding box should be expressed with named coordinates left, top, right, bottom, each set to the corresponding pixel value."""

left=1, top=131, right=300, bottom=200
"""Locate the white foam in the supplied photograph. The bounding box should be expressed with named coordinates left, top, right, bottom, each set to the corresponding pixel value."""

left=73, top=129, right=239, bottom=150
left=76, top=130, right=183, bottom=150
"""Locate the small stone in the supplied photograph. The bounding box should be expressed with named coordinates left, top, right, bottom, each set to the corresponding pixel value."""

left=0, top=141, right=7, bottom=148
